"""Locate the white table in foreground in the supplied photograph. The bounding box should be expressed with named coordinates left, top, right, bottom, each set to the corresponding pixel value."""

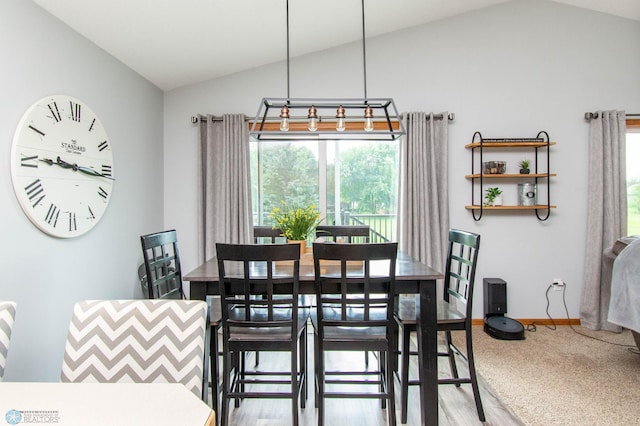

left=0, top=382, right=215, bottom=426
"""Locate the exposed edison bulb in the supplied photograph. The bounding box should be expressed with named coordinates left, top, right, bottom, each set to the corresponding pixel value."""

left=308, top=105, right=318, bottom=132
left=364, top=106, right=374, bottom=132
left=336, top=105, right=346, bottom=132
left=279, top=105, right=290, bottom=131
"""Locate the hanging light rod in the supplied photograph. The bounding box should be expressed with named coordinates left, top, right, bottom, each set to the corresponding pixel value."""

left=249, top=0, right=405, bottom=142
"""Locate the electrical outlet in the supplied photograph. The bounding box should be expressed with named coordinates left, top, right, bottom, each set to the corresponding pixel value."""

left=552, top=278, right=565, bottom=290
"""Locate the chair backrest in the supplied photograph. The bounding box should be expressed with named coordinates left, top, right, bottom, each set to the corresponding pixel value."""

left=216, top=243, right=300, bottom=341
left=140, top=230, right=184, bottom=299
left=444, top=229, right=481, bottom=320
left=0, top=301, right=17, bottom=381
left=61, top=299, right=209, bottom=399
left=316, top=225, right=370, bottom=243
left=253, top=226, right=285, bottom=244
left=313, top=242, right=397, bottom=336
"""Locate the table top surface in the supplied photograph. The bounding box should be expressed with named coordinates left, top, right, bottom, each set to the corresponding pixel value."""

left=184, top=251, right=443, bottom=283
left=0, top=382, right=214, bottom=426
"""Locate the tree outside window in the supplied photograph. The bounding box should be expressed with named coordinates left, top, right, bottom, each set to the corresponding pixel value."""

left=250, top=139, right=399, bottom=242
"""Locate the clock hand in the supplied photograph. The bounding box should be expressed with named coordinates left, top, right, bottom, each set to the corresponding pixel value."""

left=75, top=165, right=115, bottom=180
left=38, top=156, right=115, bottom=180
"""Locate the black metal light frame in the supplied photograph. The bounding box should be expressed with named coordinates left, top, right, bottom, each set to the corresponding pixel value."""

left=250, top=97, right=404, bottom=141
left=249, top=0, right=405, bottom=142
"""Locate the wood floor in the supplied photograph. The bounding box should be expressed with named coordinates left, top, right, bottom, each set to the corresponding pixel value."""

left=211, top=328, right=523, bottom=426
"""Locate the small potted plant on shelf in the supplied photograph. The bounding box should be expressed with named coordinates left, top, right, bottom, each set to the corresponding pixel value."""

left=270, top=201, right=323, bottom=255
left=518, top=159, right=531, bottom=174
left=484, top=187, right=503, bottom=206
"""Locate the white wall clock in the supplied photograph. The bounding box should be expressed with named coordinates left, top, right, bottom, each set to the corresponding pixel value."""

left=10, top=95, right=114, bottom=238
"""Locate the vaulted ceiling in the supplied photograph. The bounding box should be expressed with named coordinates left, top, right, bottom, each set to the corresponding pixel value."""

left=32, top=0, right=640, bottom=91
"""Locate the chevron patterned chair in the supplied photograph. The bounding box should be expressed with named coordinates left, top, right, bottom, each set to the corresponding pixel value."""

left=140, top=229, right=224, bottom=420
left=0, top=301, right=17, bottom=381
left=60, top=299, right=210, bottom=402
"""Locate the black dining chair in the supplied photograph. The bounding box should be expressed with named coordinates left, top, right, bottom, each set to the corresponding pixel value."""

left=216, top=243, right=308, bottom=426
left=140, top=229, right=184, bottom=300
left=140, top=230, right=222, bottom=422
left=316, top=225, right=370, bottom=243
left=253, top=226, right=284, bottom=244
left=394, top=228, right=484, bottom=423
left=312, top=242, right=398, bottom=426
left=316, top=225, right=379, bottom=367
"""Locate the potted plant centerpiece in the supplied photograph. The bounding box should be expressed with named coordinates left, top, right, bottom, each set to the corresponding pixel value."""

left=270, top=201, right=322, bottom=255
left=518, top=159, right=531, bottom=174
left=484, top=187, right=503, bottom=206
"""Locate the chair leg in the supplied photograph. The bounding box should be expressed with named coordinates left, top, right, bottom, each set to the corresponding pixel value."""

left=386, top=345, right=397, bottom=426
left=314, top=330, right=320, bottom=409
left=465, top=329, right=486, bottom=422
left=233, top=352, right=242, bottom=408
left=392, top=318, right=399, bottom=373
left=445, top=330, right=460, bottom=385
left=380, top=351, right=387, bottom=409
left=317, top=338, right=325, bottom=426
left=210, top=325, right=220, bottom=426
left=291, top=338, right=299, bottom=426
left=299, top=327, right=307, bottom=408
left=399, top=324, right=410, bottom=424
left=220, top=348, right=231, bottom=426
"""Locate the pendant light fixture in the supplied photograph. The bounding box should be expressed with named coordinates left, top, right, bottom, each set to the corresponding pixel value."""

left=249, top=0, right=405, bottom=141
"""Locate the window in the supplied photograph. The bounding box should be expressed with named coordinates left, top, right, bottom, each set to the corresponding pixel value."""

left=250, top=140, right=399, bottom=242
left=627, top=120, right=640, bottom=235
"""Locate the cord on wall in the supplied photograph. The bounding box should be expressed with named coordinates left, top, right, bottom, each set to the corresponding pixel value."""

left=526, top=281, right=638, bottom=354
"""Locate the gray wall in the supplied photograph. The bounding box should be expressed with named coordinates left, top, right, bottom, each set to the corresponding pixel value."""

left=2, top=0, right=639, bottom=383
left=1, top=1, right=164, bottom=381
left=165, top=0, right=640, bottom=321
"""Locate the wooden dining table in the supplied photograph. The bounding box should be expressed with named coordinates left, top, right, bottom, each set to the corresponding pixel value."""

left=184, top=250, right=443, bottom=425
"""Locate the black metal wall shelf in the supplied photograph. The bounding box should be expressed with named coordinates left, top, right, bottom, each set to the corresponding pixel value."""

left=466, top=131, right=556, bottom=221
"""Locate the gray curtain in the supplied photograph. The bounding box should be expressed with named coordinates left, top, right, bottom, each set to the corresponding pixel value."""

left=199, top=114, right=253, bottom=262
left=580, top=110, right=627, bottom=331
left=398, top=112, right=449, bottom=273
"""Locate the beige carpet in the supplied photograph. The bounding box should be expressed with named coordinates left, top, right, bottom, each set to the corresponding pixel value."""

left=464, top=325, right=640, bottom=426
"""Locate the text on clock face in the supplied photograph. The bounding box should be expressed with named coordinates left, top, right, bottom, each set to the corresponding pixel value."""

left=61, top=140, right=86, bottom=154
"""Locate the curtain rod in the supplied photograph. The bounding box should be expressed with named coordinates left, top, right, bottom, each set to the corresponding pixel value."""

left=584, top=112, right=640, bottom=120
left=400, top=112, right=455, bottom=121
left=190, top=114, right=248, bottom=123
left=191, top=112, right=455, bottom=124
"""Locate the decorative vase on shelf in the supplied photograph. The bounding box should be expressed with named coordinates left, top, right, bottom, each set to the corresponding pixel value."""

left=287, top=239, right=307, bottom=256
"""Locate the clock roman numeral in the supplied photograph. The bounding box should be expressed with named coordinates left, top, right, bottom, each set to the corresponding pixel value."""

left=98, top=140, right=109, bottom=152
left=88, top=206, right=95, bottom=219
left=68, top=212, right=77, bottom=231
left=98, top=186, right=109, bottom=200
left=25, top=179, right=45, bottom=207
left=101, top=165, right=112, bottom=177
left=89, top=118, right=96, bottom=132
left=45, top=203, right=60, bottom=227
left=48, top=102, right=62, bottom=123
left=20, top=154, right=38, bottom=168
left=70, top=101, right=81, bottom=122
left=29, top=125, right=45, bottom=137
